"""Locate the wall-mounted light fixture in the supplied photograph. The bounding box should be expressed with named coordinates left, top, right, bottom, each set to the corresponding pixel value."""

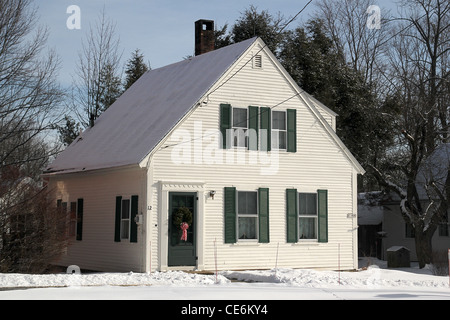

left=209, top=190, right=216, bottom=199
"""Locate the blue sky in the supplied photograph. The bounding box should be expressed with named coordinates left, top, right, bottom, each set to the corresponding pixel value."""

left=36, top=0, right=399, bottom=87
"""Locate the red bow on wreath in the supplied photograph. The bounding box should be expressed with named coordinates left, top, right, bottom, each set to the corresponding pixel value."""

left=180, top=222, right=189, bottom=242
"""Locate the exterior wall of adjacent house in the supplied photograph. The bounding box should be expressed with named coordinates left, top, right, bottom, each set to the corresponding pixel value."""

left=48, top=166, right=146, bottom=272
left=382, top=204, right=450, bottom=261
left=147, top=41, right=360, bottom=272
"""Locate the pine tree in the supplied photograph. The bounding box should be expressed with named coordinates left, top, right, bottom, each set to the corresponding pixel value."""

left=231, top=5, right=286, bottom=53
left=279, top=19, right=393, bottom=170
left=56, top=115, right=81, bottom=147
left=124, top=49, right=150, bottom=90
left=99, top=63, right=122, bottom=111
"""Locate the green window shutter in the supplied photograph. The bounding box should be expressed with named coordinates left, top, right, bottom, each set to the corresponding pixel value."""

left=224, top=187, right=236, bottom=244
left=76, top=199, right=84, bottom=241
left=260, top=107, right=271, bottom=152
left=220, top=104, right=232, bottom=149
left=248, top=106, right=259, bottom=151
left=130, top=195, right=139, bottom=243
left=258, top=188, right=270, bottom=243
left=318, top=190, right=328, bottom=243
left=286, top=189, right=298, bottom=243
left=287, top=109, right=297, bottom=153
left=114, top=196, right=122, bottom=242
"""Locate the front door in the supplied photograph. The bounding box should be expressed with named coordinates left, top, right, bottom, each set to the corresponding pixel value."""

left=168, top=193, right=196, bottom=267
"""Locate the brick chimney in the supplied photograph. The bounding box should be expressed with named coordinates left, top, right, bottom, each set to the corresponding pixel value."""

left=195, top=20, right=215, bottom=56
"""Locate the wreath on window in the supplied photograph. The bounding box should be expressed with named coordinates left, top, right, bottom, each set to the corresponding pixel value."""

left=172, top=207, right=193, bottom=228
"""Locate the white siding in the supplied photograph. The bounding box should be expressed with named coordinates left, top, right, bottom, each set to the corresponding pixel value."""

left=49, top=166, right=146, bottom=272
left=149, top=43, right=359, bottom=271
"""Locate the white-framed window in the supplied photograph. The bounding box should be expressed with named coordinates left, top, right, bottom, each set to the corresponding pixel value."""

left=237, top=190, right=258, bottom=241
left=271, top=110, right=287, bottom=150
left=298, top=193, right=317, bottom=240
left=232, top=107, right=248, bottom=148
left=121, top=198, right=131, bottom=240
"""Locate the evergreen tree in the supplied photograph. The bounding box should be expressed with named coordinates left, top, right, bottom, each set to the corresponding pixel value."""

left=214, top=5, right=286, bottom=53
left=56, top=115, right=81, bottom=147
left=124, top=49, right=150, bottom=90
left=279, top=20, right=393, bottom=170
left=214, top=24, right=232, bottom=49
left=100, top=63, right=122, bottom=110
left=231, top=5, right=286, bottom=53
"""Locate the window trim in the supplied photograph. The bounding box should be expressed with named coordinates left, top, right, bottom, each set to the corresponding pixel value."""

left=271, top=110, right=287, bottom=151
left=236, top=190, right=259, bottom=242
left=232, top=107, right=249, bottom=149
left=298, top=192, right=318, bottom=242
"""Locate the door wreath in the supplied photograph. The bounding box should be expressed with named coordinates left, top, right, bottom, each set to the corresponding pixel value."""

left=172, top=207, right=193, bottom=228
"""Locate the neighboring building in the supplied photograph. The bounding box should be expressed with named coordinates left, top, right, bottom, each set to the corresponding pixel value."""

left=358, top=144, right=450, bottom=262
left=357, top=192, right=383, bottom=259
left=44, top=20, right=364, bottom=272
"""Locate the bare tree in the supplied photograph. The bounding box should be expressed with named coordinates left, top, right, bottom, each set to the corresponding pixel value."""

left=0, top=166, right=69, bottom=273
left=0, top=0, right=67, bottom=272
left=369, top=0, right=449, bottom=268
left=0, top=0, right=63, bottom=169
left=71, top=8, right=122, bottom=128
left=314, top=0, right=390, bottom=90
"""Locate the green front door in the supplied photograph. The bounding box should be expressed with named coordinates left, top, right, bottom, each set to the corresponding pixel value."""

left=168, top=193, right=196, bottom=267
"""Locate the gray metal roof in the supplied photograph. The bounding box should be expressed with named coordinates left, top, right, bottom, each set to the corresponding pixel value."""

left=47, top=38, right=257, bottom=174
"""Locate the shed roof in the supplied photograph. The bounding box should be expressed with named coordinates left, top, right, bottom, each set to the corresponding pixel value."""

left=46, top=38, right=257, bottom=174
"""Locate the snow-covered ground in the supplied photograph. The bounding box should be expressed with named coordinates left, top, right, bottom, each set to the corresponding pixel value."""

left=0, top=258, right=448, bottom=300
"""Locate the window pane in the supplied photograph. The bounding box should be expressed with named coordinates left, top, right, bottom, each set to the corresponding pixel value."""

left=299, top=193, right=317, bottom=216
left=121, top=220, right=129, bottom=239
left=238, top=192, right=247, bottom=214
left=238, top=191, right=257, bottom=215
left=272, top=111, right=286, bottom=130
left=271, top=131, right=287, bottom=150
left=238, top=217, right=257, bottom=239
left=271, top=128, right=287, bottom=150
left=233, top=108, right=247, bottom=128
left=233, top=128, right=248, bottom=148
left=246, top=192, right=257, bottom=215
left=122, top=200, right=130, bottom=219
left=271, top=131, right=278, bottom=149
left=299, top=217, right=316, bottom=239
left=278, top=131, right=287, bottom=150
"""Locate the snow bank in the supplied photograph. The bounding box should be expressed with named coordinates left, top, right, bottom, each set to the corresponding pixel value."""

left=222, top=265, right=449, bottom=289
left=0, top=271, right=229, bottom=289
left=0, top=259, right=448, bottom=290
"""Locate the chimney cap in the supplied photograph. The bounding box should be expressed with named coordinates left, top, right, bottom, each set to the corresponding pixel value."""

left=195, top=19, right=214, bottom=28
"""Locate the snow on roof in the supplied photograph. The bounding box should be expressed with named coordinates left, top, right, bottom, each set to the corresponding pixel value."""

left=387, top=246, right=410, bottom=252
left=46, top=38, right=257, bottom=174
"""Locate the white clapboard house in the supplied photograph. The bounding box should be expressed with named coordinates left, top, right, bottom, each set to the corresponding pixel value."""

left=44, top=20, right=365, bottom=272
